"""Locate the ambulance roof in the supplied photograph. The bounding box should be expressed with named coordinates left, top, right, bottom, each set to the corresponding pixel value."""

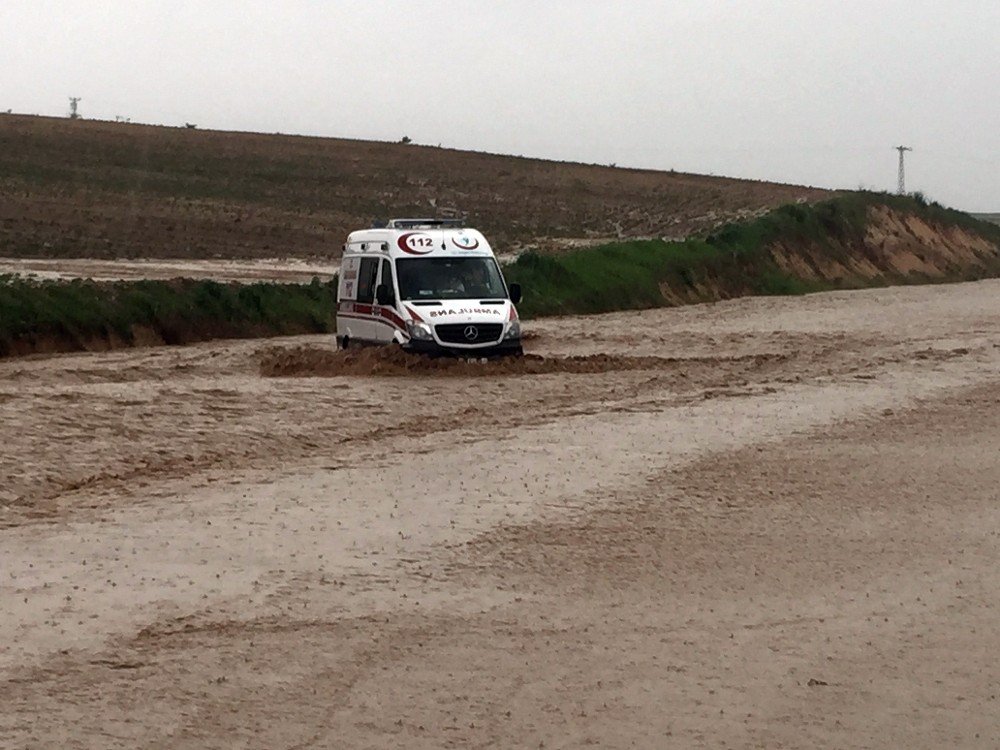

left=344, top=219, right=494, bottom=259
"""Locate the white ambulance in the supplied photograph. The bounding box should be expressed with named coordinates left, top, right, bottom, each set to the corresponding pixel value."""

left=336, top=219, right=523, bottom=356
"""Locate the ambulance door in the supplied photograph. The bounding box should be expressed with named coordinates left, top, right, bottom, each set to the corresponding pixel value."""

left=337, top=255, right=359, bottom=341
left=355, top=256, right=380, bottom=342
left=373, top=258, right=399, bottom=343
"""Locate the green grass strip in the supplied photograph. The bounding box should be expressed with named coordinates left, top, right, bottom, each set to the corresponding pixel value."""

left=0, top=276, right=336, bottom=356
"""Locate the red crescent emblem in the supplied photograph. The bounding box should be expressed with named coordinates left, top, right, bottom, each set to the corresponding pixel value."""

left=398, top=232, right=434, bottom=255
left=452, top=235, right=480, bottom=250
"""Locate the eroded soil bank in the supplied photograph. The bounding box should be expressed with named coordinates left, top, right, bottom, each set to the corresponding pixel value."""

left=2, top=280, right=999, bottom=748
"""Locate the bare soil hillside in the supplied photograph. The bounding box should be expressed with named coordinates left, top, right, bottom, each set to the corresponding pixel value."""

left=0, top=114, right=828, bottom=259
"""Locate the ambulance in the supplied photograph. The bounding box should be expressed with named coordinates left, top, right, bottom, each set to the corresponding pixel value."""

left=336, top=219, right=523, bottom=356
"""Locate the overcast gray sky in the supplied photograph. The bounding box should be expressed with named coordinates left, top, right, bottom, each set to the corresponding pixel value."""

left=3, top=1, right=997, bottom=210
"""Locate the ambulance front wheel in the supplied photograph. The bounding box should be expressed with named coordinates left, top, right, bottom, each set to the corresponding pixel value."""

left=338, top=335, right=350, bottom=350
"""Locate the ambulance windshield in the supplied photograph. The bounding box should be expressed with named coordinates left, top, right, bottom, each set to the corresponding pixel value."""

left=396, top=257, right=507, bottom=301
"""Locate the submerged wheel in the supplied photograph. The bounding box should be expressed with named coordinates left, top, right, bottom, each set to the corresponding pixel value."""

left=338, top=335, right=350, bottom=350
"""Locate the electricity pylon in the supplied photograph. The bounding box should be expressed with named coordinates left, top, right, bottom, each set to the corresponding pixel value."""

left=895, top=145, right=912, bottom=195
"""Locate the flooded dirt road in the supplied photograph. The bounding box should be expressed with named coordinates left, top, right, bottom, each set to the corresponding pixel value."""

left=2, top=281, right=999, bottom=748
left=0, top=257, right=338, bottom=283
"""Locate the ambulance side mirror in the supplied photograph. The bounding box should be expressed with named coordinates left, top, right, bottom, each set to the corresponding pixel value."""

left=375, top=284, right=393, bottom=306
left=508, top=283, right=522, bottom=304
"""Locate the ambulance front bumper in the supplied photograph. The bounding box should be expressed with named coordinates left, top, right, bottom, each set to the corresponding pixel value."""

left=403, top=338, right=523, bottom=358
left=404, top=318, right=523, bottom=357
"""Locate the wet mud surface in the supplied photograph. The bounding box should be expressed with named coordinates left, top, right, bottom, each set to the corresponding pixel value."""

left=2, top=280, right=1000, bottom=748
left=257, top=342, right=788, bottom=378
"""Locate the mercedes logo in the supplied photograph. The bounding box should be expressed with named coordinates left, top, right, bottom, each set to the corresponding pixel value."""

left=463, top=325, right=479, bottom=341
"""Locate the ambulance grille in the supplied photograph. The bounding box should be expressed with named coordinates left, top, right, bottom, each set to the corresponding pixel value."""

left=435, top=323, right=504, bottom=344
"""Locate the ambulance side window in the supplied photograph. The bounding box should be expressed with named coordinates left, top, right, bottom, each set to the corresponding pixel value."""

left=356, top=257, right=379, bottom=303
left=379, top=259, right=396, bottom=306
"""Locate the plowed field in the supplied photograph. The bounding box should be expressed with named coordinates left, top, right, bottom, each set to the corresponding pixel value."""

left=0, top=114, right=829, bottom=260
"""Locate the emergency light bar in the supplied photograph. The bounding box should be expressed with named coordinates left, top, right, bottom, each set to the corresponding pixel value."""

left=380, top=218, right=467, bottom=229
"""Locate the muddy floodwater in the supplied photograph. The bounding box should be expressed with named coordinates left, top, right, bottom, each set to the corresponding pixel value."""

left=2, top=280, right=1000, bottom=748
left=0, top=257, right=339, bottom=283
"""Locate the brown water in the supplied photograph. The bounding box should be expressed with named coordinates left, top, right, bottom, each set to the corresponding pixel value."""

left=2, top=280, right=1000, bottom=748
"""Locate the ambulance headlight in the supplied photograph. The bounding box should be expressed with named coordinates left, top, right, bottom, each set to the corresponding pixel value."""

left=503, top=320, right=521, bottom=340
left=407, top=320, right=434, bottom=340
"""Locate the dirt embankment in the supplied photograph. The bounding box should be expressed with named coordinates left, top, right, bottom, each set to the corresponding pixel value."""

left=659, top=205, right=1000, bottom=306
left=771, top=205, right=1000, bottom=284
